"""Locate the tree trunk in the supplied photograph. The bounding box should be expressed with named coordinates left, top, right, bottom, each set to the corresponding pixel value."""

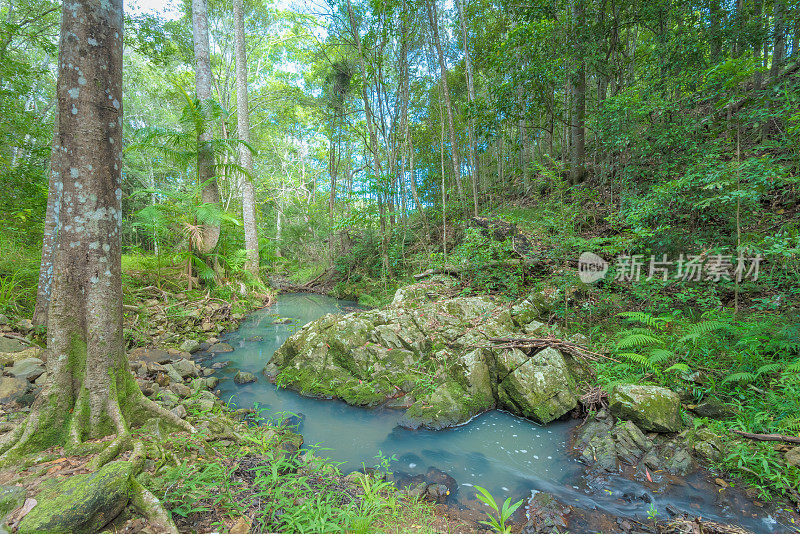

left=754, top=0, right=764, bottom=89
left=710, top=0, right=723, bottom=62
left=570, top=0, right=586, bottom=184
left=2, top=0, right=190, bottom=460
left=346, top=0, right=389, bottom=275
left=234, top=0, right=259, bottom=278
left=770, top=0, right=786, bottom=80
left=32, top=112, right=61, bottom=328
left=425, top=0, right=466, bottom=210
left=456, top=0, right=479, bottom=215
left=193, top=0, right=221, bottom=254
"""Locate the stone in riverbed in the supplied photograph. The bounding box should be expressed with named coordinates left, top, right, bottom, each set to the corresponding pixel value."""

left=208, top=342, right=234, bottom=353
left=127, top=347, right=171, bottom=365
left=169, top=383, right=192, bottom=398
left=689, top=397, right=734, bottom=419
left=526, top=492, right=572, bottom=530
left=17, top=461, right=133, bottom=534
left=179, top=339, right=201, bottom=354
left=0, top=345, right=42, bottom=367
left=0, top=376, right=29, bottom=405
left=234, top=371, right=256, bottom=384
left=7, top=358, right=45, bottom=382
left=171, top=358, right=200, bottom=379
left=161, top=364, right=184, bottom=385
left=0, top=336, right=27, bottom=354
left=266, top=281, right=588, bottom=429
left=609, top=384, right=682, bottom=433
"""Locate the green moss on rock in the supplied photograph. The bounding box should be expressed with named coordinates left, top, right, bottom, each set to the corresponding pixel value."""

left=609, top=384, right=682, bottom=433
left=18, top=461, right=133, bottom=534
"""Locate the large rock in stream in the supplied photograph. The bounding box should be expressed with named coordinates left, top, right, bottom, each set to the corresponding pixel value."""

left=264, top=278, right=588, bottom=429
left=609, top=384, right=683, bottom=433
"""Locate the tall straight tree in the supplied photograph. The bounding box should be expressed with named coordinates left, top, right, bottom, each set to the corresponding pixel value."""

left=234, top=0, right=259, bottom=277
left=570, top=0, right=586, bottom=184
left=1, top=0, right=190, bottom=461
left=192, top=0, right=222, bottom=254
left=426, top=0, right=466, bottom=209
left=456, top=0, right=479, bottom=215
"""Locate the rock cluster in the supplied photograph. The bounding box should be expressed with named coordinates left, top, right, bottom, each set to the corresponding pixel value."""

left=0, top=337, right=44, bottom=407
left=130, top=355, right=220, bottom=416
left=265, top=278, right=589, bottom=429
left=573, top=407, right=726, bottom=477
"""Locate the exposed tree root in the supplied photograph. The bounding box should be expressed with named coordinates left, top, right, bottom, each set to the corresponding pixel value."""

left=130, top=477, right=179, bottom=534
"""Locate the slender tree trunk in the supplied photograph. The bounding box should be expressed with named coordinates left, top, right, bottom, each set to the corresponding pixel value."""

left=399, top=6, right=427, bottom=236
left=710, top=0, right=723, bottom=62
left=192, top=0, right=221, bottom=254
left=426, top=0, right=466, bottom=209
left=456, top=0, right=479, bottom=215
left=234, top=0, right=259, bottom=277
left=2, top=0, right=190, bottom=461
left=518, top=84, right=529, bottom=189
left=770, top=0, right=786, bottom=80
left=346, top=0, right=389, bottom=275
left=570, top=0, right=586, bottom=184
left=754, top=0, right=764, bottom=88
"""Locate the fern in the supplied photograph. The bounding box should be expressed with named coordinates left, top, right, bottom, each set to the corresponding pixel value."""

left=618, top=311, right=672, bottom=330
left=616, top=333, right=664, bottom=349
left=722, top=371, right=758, bottom=384
left=678, top=320, right=732, bottom=344
left=778, top=417, right=800, bottom=433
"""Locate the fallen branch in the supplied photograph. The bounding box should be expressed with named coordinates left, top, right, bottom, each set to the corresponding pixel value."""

left=485, top=336, right=617, bottom=363
left=731, top=429, right=800, bottom=444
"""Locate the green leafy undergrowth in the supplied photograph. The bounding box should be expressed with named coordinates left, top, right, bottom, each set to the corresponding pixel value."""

left=595, top=309, right=800, bottom=499
left=137, top=402, right=442, bottom=533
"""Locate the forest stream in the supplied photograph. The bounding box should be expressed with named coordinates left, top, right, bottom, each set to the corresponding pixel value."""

left=193, top=293, right=787, bottom=533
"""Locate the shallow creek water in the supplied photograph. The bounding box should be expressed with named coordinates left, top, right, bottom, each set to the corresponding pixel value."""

left=206, top=293, right=788, bottom=533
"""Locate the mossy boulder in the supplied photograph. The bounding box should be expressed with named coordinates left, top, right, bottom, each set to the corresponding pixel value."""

left=609, top=384, right=682, bottom=433
left=266, top=281, right=587, bottom=429
left=496, top=347, right=579, bottom=424
left=18, top=461, right=133, bottom=534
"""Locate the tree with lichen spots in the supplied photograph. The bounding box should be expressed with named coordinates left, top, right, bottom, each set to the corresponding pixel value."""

left=0, top=0, right=192, bottom=464
left=192, top=0, right=222, bottom=259
left=234, top=0, right=260, bottom=278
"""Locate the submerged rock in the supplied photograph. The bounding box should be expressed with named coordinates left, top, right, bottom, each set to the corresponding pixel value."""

left=234, top=371, right=257, bottom=384
left=609, top=384, right=682, bottom=433
left=209, top=342, right=234, bottom=353
left=265, top=281, right=588, bottom=429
